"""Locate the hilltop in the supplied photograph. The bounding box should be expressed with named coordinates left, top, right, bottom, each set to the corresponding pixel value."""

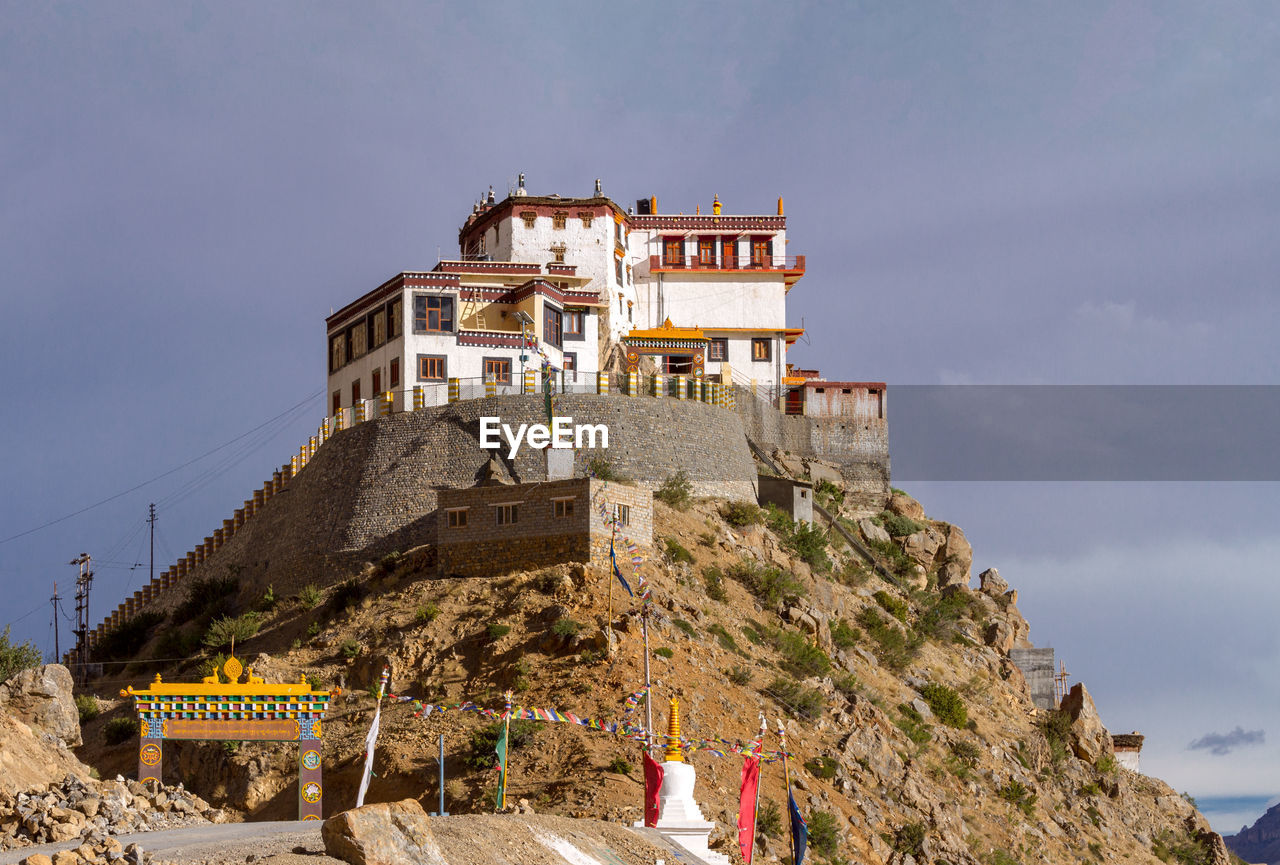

left=70, top=465, right=1241, bottom=865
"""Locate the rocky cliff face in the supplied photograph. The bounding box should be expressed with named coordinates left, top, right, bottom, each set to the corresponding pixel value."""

left=1226, top=801, right=1280, bottom=863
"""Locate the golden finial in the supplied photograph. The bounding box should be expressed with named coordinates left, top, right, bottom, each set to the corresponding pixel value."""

left=153, top=673, right=163, bottom=684
left=664, top=697, right=683, bottom=762
left=712, top=195, right=721, bottom=215
left=777, top=196, right=784, bottom=216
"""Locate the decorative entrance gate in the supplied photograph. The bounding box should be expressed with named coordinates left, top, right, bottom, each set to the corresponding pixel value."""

left=121, top=655, right=333, bottom=820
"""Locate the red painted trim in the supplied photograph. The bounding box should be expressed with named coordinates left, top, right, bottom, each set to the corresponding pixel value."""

left=631, top=214, right=785, bottom=231
left=802, top=381, right=887, bottom=390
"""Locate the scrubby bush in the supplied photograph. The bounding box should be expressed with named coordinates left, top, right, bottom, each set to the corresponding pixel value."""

left=103, top=717, right=136, bottom=746
left=653, top=647, right=674, bottom=659
left=771, top=629, right=831, bottom=678
left=708, top=623, right=739, bottom=653
left=917, top=591, right=977, bottom=641
left=808, top=810, right=842, bottom=859
left=1042, top=708, right=1073, bottom=763
left=880, top=511, right=925, bottom=537
left=855, top=607, right=922, bottom=671
left=0, top=626, right=43, bottom=682
left=416, top=603, right=441, bottom=624
left=804, top=755, right=839, bottom=779
left=764, top=677, right=825, bottom=720
left=866, top=538, right=915, bottom=578
left=94, top=611, right=166, bottom=662
left=172, top=576, right=239, bottom=624
left=655, top=471, right=693, bottom=510
left=340, top=639, right=360, bottom=659
left=75, top=693, right=99, bottom=723
left=702, top=566, right=728, bottom=602
left=672, top=619, right=695, bottom=637
left=663, top=538, right=694, bottom=565
left=720, top=501, right=762, bottom=528
left=784, top=521, right=832, bottom=572
left=920, top=682, right=968, bottom=729
left=466, top=720, right=542, bottom=769
left=587, top=457, right=629, bottom=483
left=551, top=618, right=582, bottom=638
left=202, top=612, right=261, bottom=650
left=726, top=559, right=805, bottom=607
left=726, top=665, right=753, bottom=686
left=328, top=579, right=365, bottom=612
left=296, top=584, right=323, bottom=609
left=895, top=703, right=932, bottom=746
left=829, top=618, right=860, bottom=649
left=873, top=590, right=909, bottom=622
left=487, top=623, right=512, bottom=641
left=757, top=800, right=782, bottom=837
left=886, top=821, right=925, bottom=856
left=607, top=757, right=633, bottom=776
left=997, top=779, right=1037, bottom=817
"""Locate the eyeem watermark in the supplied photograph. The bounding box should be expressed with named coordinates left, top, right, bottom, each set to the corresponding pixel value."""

left=480, top=416, right=609, bottom=458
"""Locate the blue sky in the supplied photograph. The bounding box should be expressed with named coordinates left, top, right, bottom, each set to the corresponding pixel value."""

left=2, top=0, right=1278, bottom=832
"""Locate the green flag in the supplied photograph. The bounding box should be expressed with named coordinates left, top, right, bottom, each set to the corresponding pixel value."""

left=542, top=371, right=553, bottom=423
left=494, top=723, right=509, bottom=810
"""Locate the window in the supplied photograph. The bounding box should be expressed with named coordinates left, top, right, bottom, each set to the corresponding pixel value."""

left=332, top=391, right=340, bottom=414
left=418, top=355, right=447, bottom=382
left=330, top=335, right=346, bottom=372
left=352, top=379, right=361, bottom=404
left=564, top=310, right=585, bottom=340
left=388, top=300, right=402, bottom=338
left=446, top=508, right=468, bottom=529
left=752, top=338, right=772, bottom=362
left=563, top=352, right=576, bottom=379
left=698, top=237, right=715, bottom=266
left=484, top=357, right=512, bottom=384
left=552, top=211, right=567, bottom=229
left=553, top=498, right=574, bottom=518
left=413, top=295, right=455, bottom=333
left=520, top=211, right=537, bottom=228
left=708, top=338, right=728, bottom=362
left=615, top=257, right=624, bottom=285
left=578, top=212, right=594, bottom=227
left=663, top=236, right=684, bottom=265
left=722, top=237, right=737, bottom=268
left=613, top=503, right=630, bottom=527
left=496, top=503, right=518, bottom=525
left=350, top=320, right=368, bottom=358
left=550, top=243, right=566, bottom=263
left=371, top=369, right=381, bottom=395
left=390, top=357, right=400, bottom=388
left=372, top=309, right=387, bottom=346
left=751, top=236, right=773, bottom=267
left=544, top=306, right=563, bottom=347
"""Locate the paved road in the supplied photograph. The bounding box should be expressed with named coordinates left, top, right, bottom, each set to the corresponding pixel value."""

left=0, top=822, right=322, bottom=865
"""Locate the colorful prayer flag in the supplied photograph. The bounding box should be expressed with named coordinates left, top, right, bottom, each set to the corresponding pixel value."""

left=643, top=751, right=664, bottom=828
left=494, top=723, right=509, bottom=810
left=738, top=754, right=761, bottom=864
left=789, top=791, right=808, bottom=865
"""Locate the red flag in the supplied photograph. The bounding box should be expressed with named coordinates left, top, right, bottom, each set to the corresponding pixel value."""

left=643, top=751, right=664, bottom=827
left=738, top=755, right=761, bottom=863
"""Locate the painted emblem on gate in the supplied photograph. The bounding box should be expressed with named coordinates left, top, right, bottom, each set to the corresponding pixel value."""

left=140, top=743, right=161, bottom=766
left=301, top=749, right=321, bottom=770
left=302, top=782, right=321, bottom=803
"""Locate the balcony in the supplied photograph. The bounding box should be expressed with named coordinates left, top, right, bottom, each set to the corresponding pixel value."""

left=648, top=254, right=806, bottom=286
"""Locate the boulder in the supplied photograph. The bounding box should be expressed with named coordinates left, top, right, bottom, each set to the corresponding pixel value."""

left=858, top=519, right=890, bottom=545
left=978, top=568, right=1009, bottom=597
left=0, top=665, right=81, bottom=748
left=806, top=461, right=843, bottom=488
left=937, top=525, right=972, bottom=588
left=322, top=799, right=448, bottom=865
left=772, top=450, right=806, bottom=477
left=1059, top=683, right=1114, bottom=765
left=902, top=528, right=945, bottom=568
left=887, top=492, right=925, bottom=521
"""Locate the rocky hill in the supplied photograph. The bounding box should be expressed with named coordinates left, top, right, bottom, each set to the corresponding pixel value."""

left=72, top=470, right=1241, bottom=865
left=1226, top=802, right=1280, bottom=863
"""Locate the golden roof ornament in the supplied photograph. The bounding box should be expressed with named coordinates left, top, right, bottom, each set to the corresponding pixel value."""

left=664, top=697, right=684, bottom=763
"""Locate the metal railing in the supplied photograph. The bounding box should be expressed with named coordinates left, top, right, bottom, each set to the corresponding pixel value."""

left=648, top=253, right=805, bottom=272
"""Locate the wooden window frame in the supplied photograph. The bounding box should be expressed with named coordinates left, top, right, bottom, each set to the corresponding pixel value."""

left=331, top=391, right=341, bottom=415
left=708, top=338, right=729, bottom=362
left=496, top=503, right=519, bottom=526
left=446, top=508, right=468, bottom=529
left=371, top=368, right=382, bottom=395
left=552, top=211, right=568, bottom=229
left=483, top=356, right=512, bottom=385
left=552, top=497, right=575, bottom=518
left=751, top=337, right=772, bottom=362
left=613, top=503, right=630, bottom=527
left=578, top=212, right=594, bottom=227
left=351, top=378, right=361, bottom=405
left=544, top=306, right=563, bottom=348
left=520, top=211, right=537, bottom=228
left=330, top=335, right=346, bottom=372
left=372, top=309, right=387, bottom=347
left=350, top=319, right=368, bottom=358
left=388, top=299, right=403, bottom=338
left=698, top=236, right=715, bottom=266
left=751, top=236, right=773, bottom=267
left=663, top=236, right=684, bottom=266
left=722, top=237, right=737, bottom=269
left=413, top=294, right=455, bottom=334
left=564, top=309, right=585, bottom=340
left=390, top=357, right=401, bottom=388
left=417, top=354, right=447, bottom=382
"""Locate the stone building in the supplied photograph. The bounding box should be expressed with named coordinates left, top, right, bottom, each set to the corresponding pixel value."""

left=435, top=477, right=653, bottom=579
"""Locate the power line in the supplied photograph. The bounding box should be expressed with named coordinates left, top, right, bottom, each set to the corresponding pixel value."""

left=0, top=388, right=324, bottom=546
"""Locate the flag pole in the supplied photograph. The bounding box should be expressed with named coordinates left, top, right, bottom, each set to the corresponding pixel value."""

left=751, top=714, right=767, bottom=863
left=778, top=718, right=795, bottom=863
left=498, top=689, right=513, bottom=812
left=607, top=506, right=617, bottom=655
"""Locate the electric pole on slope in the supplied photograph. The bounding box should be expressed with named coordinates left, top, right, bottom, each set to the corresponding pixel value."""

left=148, top=503, right=156, bottom=586
left=50, top=582, right=61, bottom=662
left=69, top=553, right=93, bottom=683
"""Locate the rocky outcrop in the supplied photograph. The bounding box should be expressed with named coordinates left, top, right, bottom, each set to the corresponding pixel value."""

left=322, top=799, right=447, bottom=865
left=1060, top=684, right=1114, bottom=765
left=937, top=524, right=972, bottom=587
left=0, top=665, right=81, bottom=748
left=1226, top=800, right=1280, bottom=863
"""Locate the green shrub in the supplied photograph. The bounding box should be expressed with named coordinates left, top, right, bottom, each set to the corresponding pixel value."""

left=466, top=720, right=542, bottom=769
left=814, top=479, right=843, bottom=507
left=833, top=672, right=860, bottom=700
left=1042, top=709, right=1073, bottom=763
left=804, top=755, right=839, bottom=779
left=377, top=551, right=402, bottom=575
left=1096, top=753, right=1118, bottom=774
left=784, top=521, right=832, bottom=572
left=257, top=585, right=277, bottom=611
left=552, top=618, right=582, bottom=638
left=487, top=623, right=512, bottom=641
left=855, top=607, right=922, bottom=671
left=950, top=740, right=981, bottom=766
left=296, top=584, right=323, bottom=609
left=655, top=471, right=693, bottom=510
left=172, top=576, right=239, bottom=624
left=328, top=579, right=365, bottom=612
left=94, top=611, right=166, bottom=662
left=606, top=757, right=633, bottom=776
left=726, top=558, right=805, bottom=607
left=741, top=625, right=763, bottom=645
left=1079, top=781, right=1101, bottom=796
left=720, top=501, right=762, bottom=528
left=920, top=683, right=967, bottom=728
left=757, top=800, right=783, bottom=837
left=416, top=603, right=441, bottom=624
left=306, top=621, right=320, bottom=638
left=103, top=717, right=136, bottom=746
left=997, top=779, right=1037, bottom=817
left=653, top=647, right=674, bottom=659
left=202, top=612, right=261, bottom=650
left=702, top=566, right=728, bottom=602
left=886, top=821, right=925, bottom=855
left=75, top=693, right=99, bottom=723
left=808, top=810, right=841, bottom=859
left=0, top=626, right=44, bottom=683
left=765, top=677, right=825, bottom=720
left=771, top=629, right=831, bottom=678
left=154, top=626, right=201, bottom=660
left=340, top=639, right=360, bottom=659
left=707, top=623, right=739, bottom=652
left=881, top=511, right=925, bottom=537
left=587, top=457, right=629, bottom=483
left=873, top=590, right=909, bottom=622
left=829, top=618, right=860, bottom=649
left=895, top=703, right=932, bottom=746
left=917, top=590, right=977, bottom=641
left=672, top=619, right=695, bottom=637
left=664, top=538, right=694, bottom=565
left=727, top=665, right=752, bottom=686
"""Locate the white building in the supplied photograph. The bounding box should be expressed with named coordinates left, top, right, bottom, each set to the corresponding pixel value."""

left=325, top=178, right=805, bottom=411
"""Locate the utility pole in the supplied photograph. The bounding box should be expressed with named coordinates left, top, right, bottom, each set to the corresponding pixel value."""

left=50, top=582, right=61, bottom=661
left=147, top=503, right=156, bottom=586
left=69, top=554, right=93, bottom=682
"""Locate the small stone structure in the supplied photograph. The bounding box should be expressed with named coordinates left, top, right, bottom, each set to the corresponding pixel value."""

left=436, top=477, right=652, bottom=578
left=757, top=475, right=813, bottom=526
left=651, top=698, right=729, bottom=865
left=1009, top=647, right=1057, bottom=710
left=1112, top=732, right=1145, bottom=773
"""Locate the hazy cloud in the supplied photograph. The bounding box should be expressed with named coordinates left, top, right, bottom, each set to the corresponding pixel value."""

left=1188, top=728, right=1266, bottom=756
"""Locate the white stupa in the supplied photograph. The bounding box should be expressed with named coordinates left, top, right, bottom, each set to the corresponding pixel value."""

left=653, top=698, right=730, bottom=865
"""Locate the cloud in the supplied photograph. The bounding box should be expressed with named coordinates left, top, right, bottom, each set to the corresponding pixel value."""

left=1188, top=727, right=1266, bottom=756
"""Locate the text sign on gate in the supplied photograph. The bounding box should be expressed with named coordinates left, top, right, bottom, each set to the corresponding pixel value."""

left=161, top=718, right=302, bottom=741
